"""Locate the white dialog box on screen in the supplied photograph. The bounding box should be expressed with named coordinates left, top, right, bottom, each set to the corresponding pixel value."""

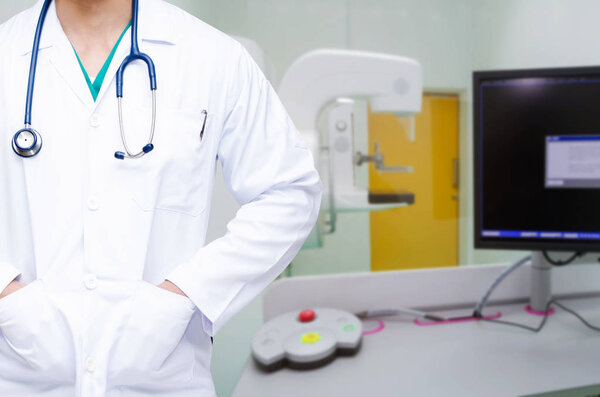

left=546, top=135, right=600, bottom=188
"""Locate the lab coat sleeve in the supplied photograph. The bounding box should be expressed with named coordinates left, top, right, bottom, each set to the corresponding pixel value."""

left=0, top=262, right=21, bottom=297
left=166, top=43, right=322, bottom=336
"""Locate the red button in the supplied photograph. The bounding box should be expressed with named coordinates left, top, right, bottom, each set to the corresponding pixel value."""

left=298, top=309, right=316, bottom=323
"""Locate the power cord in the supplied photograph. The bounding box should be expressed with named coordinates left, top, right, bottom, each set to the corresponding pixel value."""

left=473, top=255, right=531, bottom=318
left=471, top=252, right=599, bottom=333
left=357, top=308, right=446, bottom=322
left=482, top=300, right=600, bottom=333
left=542, top=251, right=584, bottom=267
left=473, top=251, right=585, bottom=318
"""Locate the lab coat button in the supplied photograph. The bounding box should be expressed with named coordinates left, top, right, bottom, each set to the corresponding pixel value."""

left=90, top=114, right=101, bottom=128
left=84, top=274, right=98, bottom=290
left=87, top=197, right=99, bottom=211
left=85, top=357, right=96, bottom=373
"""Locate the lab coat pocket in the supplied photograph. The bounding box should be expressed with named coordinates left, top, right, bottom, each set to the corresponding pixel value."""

left=0, top=279, right=75, bottom=383
left=124, top=108, right=214, bottom=217
left=108, top=280, right=196, bottom=387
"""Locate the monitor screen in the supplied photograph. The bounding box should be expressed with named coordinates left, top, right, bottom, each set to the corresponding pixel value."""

left=474, top=67, right=600, bottom=252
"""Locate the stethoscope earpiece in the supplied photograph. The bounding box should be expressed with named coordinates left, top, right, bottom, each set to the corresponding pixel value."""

left=12, top=127, right=43, bottom=158
left=114, top=144, right=154, bottom=160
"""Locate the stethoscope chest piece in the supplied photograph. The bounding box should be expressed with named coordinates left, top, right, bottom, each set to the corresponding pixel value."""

left=12, top=127, right=43, bottom=158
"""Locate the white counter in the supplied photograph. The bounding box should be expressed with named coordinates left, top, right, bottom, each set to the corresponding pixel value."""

left=233, top=263, right=600, bottom=397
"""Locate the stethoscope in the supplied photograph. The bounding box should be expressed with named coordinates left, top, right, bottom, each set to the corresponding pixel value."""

left=13, top=0, right=157, bottom=160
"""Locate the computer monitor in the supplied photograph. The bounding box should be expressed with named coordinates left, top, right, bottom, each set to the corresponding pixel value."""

left=474, top=67, right=600, bottom=254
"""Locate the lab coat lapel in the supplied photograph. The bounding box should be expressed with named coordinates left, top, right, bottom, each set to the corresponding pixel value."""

left=44, top=1, right=96, bottom=110
left=137, top=0, right=181, bottom=45
left=16, top=1, right=89, bottom=276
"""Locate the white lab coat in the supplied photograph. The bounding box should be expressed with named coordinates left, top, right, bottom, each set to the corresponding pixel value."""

left=0, top=0, right=321, bottom=396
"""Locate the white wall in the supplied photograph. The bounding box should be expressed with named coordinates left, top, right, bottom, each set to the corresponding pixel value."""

left=0, top=0, right=36, bottom=20
left=473, top=0, right=600, bottom=71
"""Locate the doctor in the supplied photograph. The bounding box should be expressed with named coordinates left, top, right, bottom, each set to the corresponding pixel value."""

left=0, top=0, right=321, bottom=395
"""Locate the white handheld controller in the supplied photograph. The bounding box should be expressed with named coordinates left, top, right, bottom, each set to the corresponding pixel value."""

left=251, top=308, right=363, bottom=371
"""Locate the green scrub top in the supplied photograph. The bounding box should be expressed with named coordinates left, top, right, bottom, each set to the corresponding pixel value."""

left=72, top=21, right=131, bottom=102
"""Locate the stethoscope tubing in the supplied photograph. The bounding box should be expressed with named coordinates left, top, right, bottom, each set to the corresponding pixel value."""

left=114, top=0, right=157, bottom=160
left=24, top=0, right=52, bottom=126
left=117, top=92, right=156, bottom=159
left=115, top=0, right=157, bottom=96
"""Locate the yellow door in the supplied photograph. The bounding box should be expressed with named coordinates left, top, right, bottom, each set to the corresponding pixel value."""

left=369, top=94, right=459, bottom=271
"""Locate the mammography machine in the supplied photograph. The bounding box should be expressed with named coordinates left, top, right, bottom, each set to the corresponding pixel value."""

left=278, top=49, right=423, bottom=244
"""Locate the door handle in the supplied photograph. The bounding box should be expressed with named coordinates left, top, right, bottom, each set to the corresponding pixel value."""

left=452, top=158, right=459, bottom=189
left=355, top=142, right=414, bottom=173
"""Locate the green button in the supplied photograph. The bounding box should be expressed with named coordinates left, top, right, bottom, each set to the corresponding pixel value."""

left=342, top=323, right=357, bottom=332
left=301, top=332, right=321, bottom=344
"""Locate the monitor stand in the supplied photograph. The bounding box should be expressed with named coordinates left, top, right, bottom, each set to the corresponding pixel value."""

left=529, top=251, right=553, bottom=314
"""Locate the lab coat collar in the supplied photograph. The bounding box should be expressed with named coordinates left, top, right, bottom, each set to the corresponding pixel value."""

left=17, top=0, right=180, bottom=109
left=19, top=0, right=58, bottom=56
left=137, top=0, right=182, bottom=46
left=19, top=0, right=180, bottom=56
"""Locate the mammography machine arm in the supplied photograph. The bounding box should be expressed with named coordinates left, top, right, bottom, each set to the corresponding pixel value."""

left=278, top=49, right=423, bottom=215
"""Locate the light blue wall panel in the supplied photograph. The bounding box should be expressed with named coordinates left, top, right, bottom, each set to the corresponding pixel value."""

left=347, top=0, right=473, bottom=89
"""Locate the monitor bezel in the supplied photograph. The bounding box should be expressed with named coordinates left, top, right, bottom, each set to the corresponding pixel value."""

left=473, top=66, right=600, bottom=253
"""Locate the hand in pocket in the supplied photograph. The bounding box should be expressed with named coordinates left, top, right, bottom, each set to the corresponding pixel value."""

left=0, top=280, right=76, bottom=383
left=108, top=281, right=196, bottom=388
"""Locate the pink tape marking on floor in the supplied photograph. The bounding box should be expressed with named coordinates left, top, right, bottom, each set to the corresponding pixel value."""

left=525, top=305, right=556, bottom=316
left=363, top=320, right=385, bottom=335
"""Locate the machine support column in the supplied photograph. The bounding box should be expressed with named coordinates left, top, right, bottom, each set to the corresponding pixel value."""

left=530, top=251, right=552, bottom=313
